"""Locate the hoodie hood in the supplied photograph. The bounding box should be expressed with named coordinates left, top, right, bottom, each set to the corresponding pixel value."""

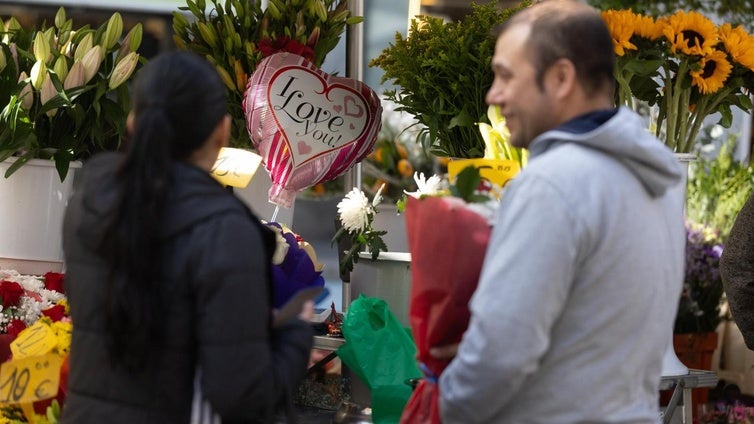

left=74, top=152, right=247, bottom=249
left=528, top=107, right=683, bottom=197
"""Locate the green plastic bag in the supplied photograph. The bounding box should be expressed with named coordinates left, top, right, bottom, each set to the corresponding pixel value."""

left=337, top=295, right=422, bottom=424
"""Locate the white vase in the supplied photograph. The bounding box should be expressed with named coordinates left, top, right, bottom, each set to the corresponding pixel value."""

left=350, top=251, right=411, bottom=326
left=372, top=203, right=408, bottom=252
left=0, top=158, right=81, bottom=274
left=661, top=153, right=697, bottom=377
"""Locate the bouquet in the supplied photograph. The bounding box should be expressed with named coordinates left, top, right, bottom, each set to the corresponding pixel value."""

left=263, top=221, right=325, bottom=309
left=601, top=9, right=754, bottom=153
left=399, top=168, right=505, bottom=424
left=0, top=8, right=142, bottom=180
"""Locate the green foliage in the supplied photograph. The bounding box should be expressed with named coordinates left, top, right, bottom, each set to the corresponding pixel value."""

left=449, top=165, right=491, bottom=204
left=686, top=141, right=754, bottom=241
left=369, top=1, right=530, bottom=158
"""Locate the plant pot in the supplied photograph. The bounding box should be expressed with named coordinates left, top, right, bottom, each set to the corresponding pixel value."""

left=0, top=158, right=81, bottom=274
left=674, top=332, right=719, bottom=415
left=351, top=252, right=411, bottom=327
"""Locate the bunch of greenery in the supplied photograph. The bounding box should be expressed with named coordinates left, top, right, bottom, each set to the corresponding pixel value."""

left=369, top=2, right=529, bottom=159
left=686, top=140, right=754, bottom=241
left=172, top=0, right=362, bottom=148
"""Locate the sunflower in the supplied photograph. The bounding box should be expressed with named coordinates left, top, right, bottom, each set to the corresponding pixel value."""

left=690, top=49, right=732, bottom=94
left=719, top=23, right=754, bottom=73
left=601, top=10, right=637, bottom=56
left=662, top=11, right=718, bottom=56
left=634, top=13, right=663, bottom=40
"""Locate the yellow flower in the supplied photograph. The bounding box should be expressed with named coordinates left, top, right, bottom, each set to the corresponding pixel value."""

left=690, top=49, right=732, bottom=94
left=601, top=10, right=637, bottom=56
left=719, top=23, right=754, bottom=73
left=662, top=10, right=718, bottom=56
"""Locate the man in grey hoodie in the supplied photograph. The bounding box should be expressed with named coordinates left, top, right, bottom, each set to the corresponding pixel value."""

left=435, top=1, right=687, bottom=422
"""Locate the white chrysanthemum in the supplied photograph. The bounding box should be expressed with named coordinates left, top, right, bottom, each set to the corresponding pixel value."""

left=405, top=172, right=445, bottom=199
left=39, top=288, right=66, bottom=304
left=337, top=187, right=372, bottom=233
left=17, top=296, right=46, bottom=325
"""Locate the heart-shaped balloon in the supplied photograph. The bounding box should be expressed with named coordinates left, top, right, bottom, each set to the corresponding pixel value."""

left=244, top=53, right=382, bottom=208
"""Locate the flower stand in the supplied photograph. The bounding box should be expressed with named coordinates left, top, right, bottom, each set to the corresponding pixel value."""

left=0, top=159, right=80, bottom=274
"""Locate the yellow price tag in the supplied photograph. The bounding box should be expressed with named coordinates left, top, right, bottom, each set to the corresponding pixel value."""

left=0, top=353, right=62, bottom=405
left=447, top=158, right=520, bottom=188
left=210, top=147, right=263, bottom=188
left=11, top=321, right=57, bottom=360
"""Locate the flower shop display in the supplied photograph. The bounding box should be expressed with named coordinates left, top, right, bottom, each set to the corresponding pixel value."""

left=173, top=0, right=363, bottom=148
left=0, top=8, right=142, bottom=180
left=600, top=8, right=754, bottom=153
left=244, top=52, right=382, bottom=208
left=0, top=269, right=70, bottom=424
left=369, top=2, right=528, bottom=158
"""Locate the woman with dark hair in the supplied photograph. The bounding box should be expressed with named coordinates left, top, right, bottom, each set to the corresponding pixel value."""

left=61, top=51, right=313, bottom=423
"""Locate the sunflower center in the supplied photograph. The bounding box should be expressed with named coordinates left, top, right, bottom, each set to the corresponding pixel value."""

left=682, top=30, right=704, bottom=49
left=702, top=60, right=717, bottom=78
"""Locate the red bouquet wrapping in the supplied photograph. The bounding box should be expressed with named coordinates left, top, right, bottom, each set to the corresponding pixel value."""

left=400, top=195, right=492, bottom=423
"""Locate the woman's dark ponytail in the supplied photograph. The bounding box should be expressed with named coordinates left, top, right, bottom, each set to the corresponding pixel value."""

left=99, top=51, right=228, bottom=370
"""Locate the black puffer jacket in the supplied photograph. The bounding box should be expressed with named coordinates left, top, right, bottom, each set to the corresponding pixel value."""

left=61, top=153, right=312, bottom=423
left=721, top=192, right=754, bottom=349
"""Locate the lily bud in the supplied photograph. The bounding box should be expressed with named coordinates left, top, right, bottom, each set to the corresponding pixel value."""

left=40, top=73, right=58, bottom=116
left=102, top=12, right=123, bottom=50
left=81, top=45, right=104, bottom=84
left=33, top=32, right=51, bottom=63
left=306, top=26, right=320, bottom=47
left=17, top=72, right=33, bottom=110
left=64, top=60, right=85, bottom=90
left=53, top=56, right=68, bottom=81
left=116, top=23, right=142, bottom=62
left=0, top=49, right=6, bottom=74
left=108, top=52, right=139, bottom=90
left=2, top=17, right=21, bottom=44
left=74, top=33, right=93, bottom=61
left=30, top=60, right=47, bottom=90
left=54, top=7, right=66, bottom=29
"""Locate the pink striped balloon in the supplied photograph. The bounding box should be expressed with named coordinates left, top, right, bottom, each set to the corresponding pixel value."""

left=243, top=53, right=382, bottom=208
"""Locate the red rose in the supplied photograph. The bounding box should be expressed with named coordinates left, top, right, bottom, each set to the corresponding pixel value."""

left=5, top=319, right=26, bottom=338
left=0, top=281, right=25, bottom=307
left=44, top=272, right=65, bottom=293
left=258, top=36, right=315, bottom=62
left=42, top=304, right=66, bottom=322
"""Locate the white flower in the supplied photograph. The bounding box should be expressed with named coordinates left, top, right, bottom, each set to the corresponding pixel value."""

left=337, top=187, right=372, bottom=233
left=372, top=183, right=386, bottom=208
left=405, top=172, right=445, bottom=199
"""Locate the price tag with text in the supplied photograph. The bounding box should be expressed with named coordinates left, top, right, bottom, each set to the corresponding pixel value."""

left=0, top=353, right=62, bottom=405
left=210, top=147, right=263, bottom=188
left=448, top=158, right=521, bottom=188
left=11, top=322, right=57, bottom=360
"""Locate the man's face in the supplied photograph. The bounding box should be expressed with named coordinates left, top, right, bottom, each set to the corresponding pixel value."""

left=486, top=24, right=557, bottom=149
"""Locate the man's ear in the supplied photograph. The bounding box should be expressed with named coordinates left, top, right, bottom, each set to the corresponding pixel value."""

left=546, top=58, right=577, bottom=100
